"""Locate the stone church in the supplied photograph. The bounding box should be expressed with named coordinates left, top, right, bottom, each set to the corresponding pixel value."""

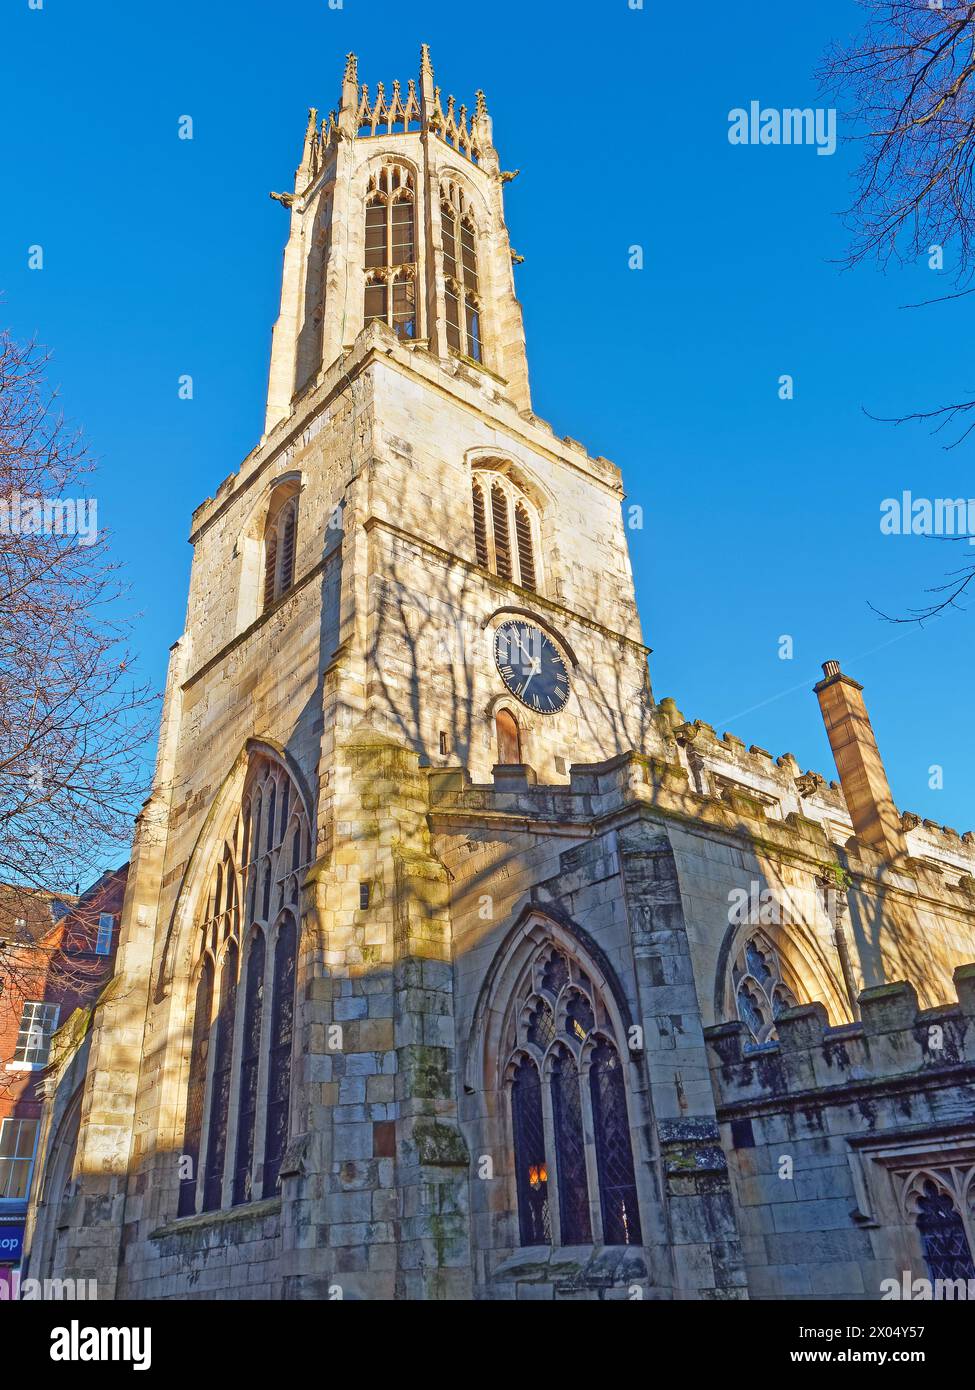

left=24, top=48, right=975, bottom=1301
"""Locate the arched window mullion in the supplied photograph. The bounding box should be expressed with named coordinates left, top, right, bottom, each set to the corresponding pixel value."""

left=538, top=1058, right=563, bottom=1246
left=577, top=1045, right=605, bottom=1244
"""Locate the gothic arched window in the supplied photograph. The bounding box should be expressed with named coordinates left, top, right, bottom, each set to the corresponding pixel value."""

left=263, top=485, right=299, bottom=611
left=364, top=165, right=416, bottom=339
left=902, top=1168, right=975, bottom=1283
left=504, top=943, right=643, bottom=1247
left=440, top=183, right=483, bottom=362
left=732, top=932, right=799, bottom=1044
left=180, top=753, right=310, bottom=1218
left=470, top=466, right=541, bottom=592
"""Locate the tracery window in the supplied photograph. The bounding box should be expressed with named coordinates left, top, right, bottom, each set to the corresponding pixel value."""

left=901, top=1166, right=975, bottom=1283
left=441, top=182, right=482, bottom=362
left=364, top=165, right=417, bottom=339
left=263, top=485, right=299, bottom=611
left=732, top=932, right=799, bottom=1044
left=177, top=754, right=310, bottom=1216
left=470, top=467, right=541, bottom=592
left=505, top=944, right=642, bottom=1247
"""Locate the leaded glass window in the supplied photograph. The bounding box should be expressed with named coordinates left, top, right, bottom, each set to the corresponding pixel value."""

left=202, top=941, right=238, bottom=1211
left=177, top=959, right=213, bottom=1216
left=916, top=1181, right=975, bottom=1281
left=504, top=941, right=643, bottom=1247
left=901, top=1167, right=975, bottom=1284
left=232, top=931, right=266, bottom=1206
left=732, top=932, right=799, bottom=1044
left=511, top=1057, right=551, bottom=1245
left=180, top=753, right=309, bottom=1217
left=552, top=1048, right=592, bottom=1243
left=263, top=915, right=297, bottom=1198
left=590, top=1042, right=642, bottom=1246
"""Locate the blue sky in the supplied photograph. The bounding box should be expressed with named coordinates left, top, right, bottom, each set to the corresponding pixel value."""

left=3, top=0, right=973, bottom=845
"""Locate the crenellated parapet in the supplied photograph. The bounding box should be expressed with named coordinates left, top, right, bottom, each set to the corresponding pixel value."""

left=654, top=696, right=975, bottom=886
left=705, top=965, right=975, bottom=1109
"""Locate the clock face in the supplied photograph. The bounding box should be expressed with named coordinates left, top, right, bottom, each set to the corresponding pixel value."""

left=494, top=621, right=570, bottom=714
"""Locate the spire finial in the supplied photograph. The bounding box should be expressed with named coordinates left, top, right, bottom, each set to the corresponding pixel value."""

left=296, top=105, right=320, bottom=188
left=419, top=42, right=435, bottom=111
left=473, top=87, right=498, bottom=170
left=339, top=51, right=359, bottom=136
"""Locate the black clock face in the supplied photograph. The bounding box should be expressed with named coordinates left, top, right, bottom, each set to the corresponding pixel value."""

left=494, top=621, right=570, bottom=714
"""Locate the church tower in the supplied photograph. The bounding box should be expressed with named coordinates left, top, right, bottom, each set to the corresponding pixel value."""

left=25, top=47, right=660, bottom=1302
left=265, top=47, right=532, bottom=431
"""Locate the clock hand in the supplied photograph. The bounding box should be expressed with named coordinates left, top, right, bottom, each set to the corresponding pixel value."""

left=521, top=660, right=541, bottom=696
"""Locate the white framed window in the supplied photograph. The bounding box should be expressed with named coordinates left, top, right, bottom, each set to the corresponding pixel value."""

left=95, top=913, right=114, bottom=956
left=0, top=1118, right=39, bottom=1200
left=12, top=1002, right=60, bottom=1066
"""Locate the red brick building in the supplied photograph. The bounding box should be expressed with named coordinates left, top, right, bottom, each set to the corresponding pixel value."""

left=0, top=866, right=127, bottom=1280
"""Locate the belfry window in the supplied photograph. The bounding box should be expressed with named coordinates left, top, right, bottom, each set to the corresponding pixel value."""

left=363, top=165, right=417, bottom=339
left=504, top=943, right=643, bottom=1247
left=470, top=467, right=541, bottom=592
left=440, top=183, right=482, bottom=362
left=732, top=932, right=799, bottom=1044
left=178, top=754, right=310, bottom=1217
left=263, top=486, right=299, bottom=611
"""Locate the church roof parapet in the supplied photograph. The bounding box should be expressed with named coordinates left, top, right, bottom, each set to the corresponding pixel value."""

left=705, top=965, right=975, bottom=1109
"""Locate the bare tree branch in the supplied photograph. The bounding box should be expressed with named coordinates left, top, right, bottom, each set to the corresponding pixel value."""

left=0, top=327, right=156, bottom=999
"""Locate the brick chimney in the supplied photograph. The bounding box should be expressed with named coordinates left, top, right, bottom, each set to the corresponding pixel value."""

left=813, top=660, right=907, bottom=861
